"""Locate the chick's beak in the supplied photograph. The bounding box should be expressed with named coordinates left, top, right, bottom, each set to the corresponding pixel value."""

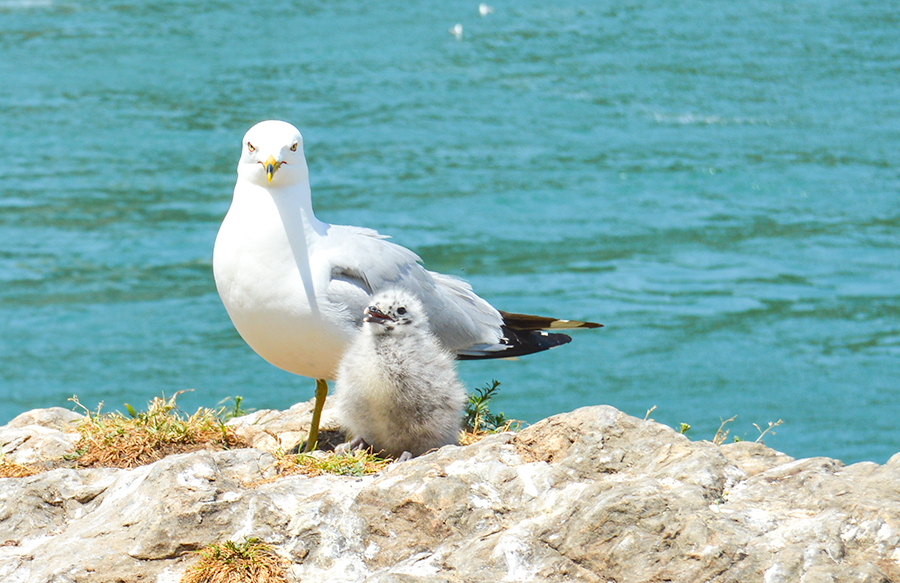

left=364, top=306, right=394, bottom=324
left=265, top=155, right=282, bottom=183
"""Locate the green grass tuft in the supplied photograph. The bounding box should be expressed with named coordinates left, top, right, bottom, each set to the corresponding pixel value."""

left=217, top=395, right=253, bottom=421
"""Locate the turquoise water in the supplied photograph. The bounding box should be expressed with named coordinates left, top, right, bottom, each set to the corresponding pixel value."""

left=1, top=1, right=898, bottom=464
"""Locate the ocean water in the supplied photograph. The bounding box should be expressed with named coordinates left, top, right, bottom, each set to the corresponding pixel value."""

left=1, top=0, right=897, bottom=464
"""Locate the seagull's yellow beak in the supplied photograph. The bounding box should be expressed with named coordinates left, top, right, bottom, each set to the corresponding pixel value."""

left=265, top=155, right=282, bottom=183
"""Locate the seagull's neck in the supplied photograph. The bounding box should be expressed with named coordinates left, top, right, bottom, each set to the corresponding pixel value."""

left=233, top=179, right=329, bottom=241
left=267, top=182, right=328, bottom=237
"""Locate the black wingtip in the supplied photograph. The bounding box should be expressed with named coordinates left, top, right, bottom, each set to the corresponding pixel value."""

left=456, top=326, right=572, bottom=361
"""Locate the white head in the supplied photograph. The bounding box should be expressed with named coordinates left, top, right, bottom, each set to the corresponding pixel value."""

left=237, top=120, right=309, bottom=187
left=363, top=289, right=428, bottom=336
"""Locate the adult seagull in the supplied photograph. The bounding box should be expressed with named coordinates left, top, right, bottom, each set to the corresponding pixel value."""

left=213, top=120, right=601, bottom=451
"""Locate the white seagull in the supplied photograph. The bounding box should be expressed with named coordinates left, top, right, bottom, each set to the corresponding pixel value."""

left=213, top=120, right=600, bottom=451
left=334, top=288, right=467, bottom=460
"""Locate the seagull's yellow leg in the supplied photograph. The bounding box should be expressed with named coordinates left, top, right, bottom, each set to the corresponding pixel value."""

left=304, top=379, right=328, bottom=452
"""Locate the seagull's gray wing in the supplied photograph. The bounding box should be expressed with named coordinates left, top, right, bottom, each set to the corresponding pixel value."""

left=321, top=225, right=503, bottom=351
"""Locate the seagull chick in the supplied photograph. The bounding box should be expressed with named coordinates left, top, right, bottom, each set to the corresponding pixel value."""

left=334, top=289, right=466, bottom=460
left=212, top=120, right=601, bottom=452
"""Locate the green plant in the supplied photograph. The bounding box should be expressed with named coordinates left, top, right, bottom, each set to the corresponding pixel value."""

left=460, top=380, right=522, bottom=445
left=464, top=380, right=512, bottom=433
left=217, top=395, right=252, bottom=421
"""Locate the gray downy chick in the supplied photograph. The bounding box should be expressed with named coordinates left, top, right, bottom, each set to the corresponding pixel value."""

left=334, top=288, right=467, bottom=459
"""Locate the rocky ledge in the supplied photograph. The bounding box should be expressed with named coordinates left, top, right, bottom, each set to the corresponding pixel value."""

left=1, top=403, right=899, bottom=582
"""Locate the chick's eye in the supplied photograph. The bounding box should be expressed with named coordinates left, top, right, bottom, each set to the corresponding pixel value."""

left=290, top=142, right=298, bottom=152
left=397, top=307, right=407, bottom=315
left=247, top=142, right=256, bottom=153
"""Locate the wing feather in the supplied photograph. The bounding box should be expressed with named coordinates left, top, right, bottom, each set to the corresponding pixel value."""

left=321, top=225, right=502, bottom=351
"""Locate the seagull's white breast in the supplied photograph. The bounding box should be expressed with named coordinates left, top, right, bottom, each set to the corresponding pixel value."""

left=213, top=184, right=354, bottom=380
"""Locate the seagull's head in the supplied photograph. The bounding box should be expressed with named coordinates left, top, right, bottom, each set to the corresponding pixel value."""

left=363, top=289, right=427, bottom=335
left=238, top=120, right=309, bottom=187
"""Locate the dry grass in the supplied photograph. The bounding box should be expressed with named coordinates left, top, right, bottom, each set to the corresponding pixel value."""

left=69, top=392, right=246, bottom=469
left=458, top=418, right=522, bottom=446
left=712, top=415, right=784, bottom=445
left=753, top=419, right=783, bottom=444
left=181, top=538, right=289, bottom=583
left=0, top=457, right=43, bottom=479
left=712, top=415, right=738, bottom=445
left=275, top=450, right=390, bottom=478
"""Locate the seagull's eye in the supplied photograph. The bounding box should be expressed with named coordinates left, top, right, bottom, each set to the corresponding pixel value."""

left=247, top=142, right=256, bottom=153
left=397, top=307, right=407, bottom=315
left=290, top=142, right=298, bottom=152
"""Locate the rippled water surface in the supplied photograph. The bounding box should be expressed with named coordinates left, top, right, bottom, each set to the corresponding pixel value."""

left=1, top=0, right=898, bottom=463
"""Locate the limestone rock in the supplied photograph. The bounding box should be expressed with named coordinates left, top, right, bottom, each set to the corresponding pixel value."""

left=0, top=404, right=898, bottom=583
left=226, top=399, right=344, bottom=453
left=0, top=407, right=82, bottom=464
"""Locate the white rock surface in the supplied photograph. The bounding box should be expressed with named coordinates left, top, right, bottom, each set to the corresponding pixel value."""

left=1, top=404, right=898, bottom=582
